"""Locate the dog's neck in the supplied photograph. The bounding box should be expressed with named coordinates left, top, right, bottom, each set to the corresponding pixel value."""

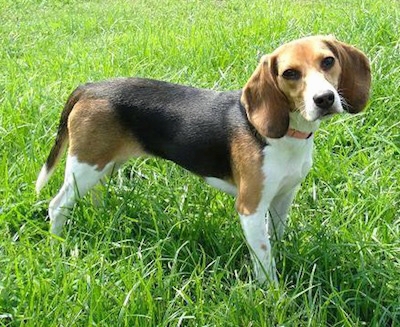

left=286, top=128, right=313, bottom=139
left=288, top=112, right=320, bottom=139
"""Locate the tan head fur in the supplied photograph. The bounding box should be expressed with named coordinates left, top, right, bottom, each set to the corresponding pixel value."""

left=241, top=35, right=371, bottom=137
left=322, top=37, right=371, bottom=113
left=241, top=55, right=290, bottom=139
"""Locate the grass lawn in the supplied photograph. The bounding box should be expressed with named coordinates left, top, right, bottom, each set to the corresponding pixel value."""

left=1, top=0, right=399, bottom=325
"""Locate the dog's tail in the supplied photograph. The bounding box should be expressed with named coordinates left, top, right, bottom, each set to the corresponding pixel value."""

left=35, top=87, right=84, bottom=194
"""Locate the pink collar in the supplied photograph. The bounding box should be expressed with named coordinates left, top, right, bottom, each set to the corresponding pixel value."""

left=286, top=128, right=313, bottom=139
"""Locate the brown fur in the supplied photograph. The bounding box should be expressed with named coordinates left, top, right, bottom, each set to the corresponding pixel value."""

left=324, top=39, right=371, bottom=112
left=44, top=87, right=85, bottom=171
left=230, top=131, right=264, bottom=215
left=68, top=99, right=145, bottom=170
left=273, top=37, right=342, bottom=110
left=241, top=36, right=371, bottom=135
left=241, top=55, right=290, bottom=139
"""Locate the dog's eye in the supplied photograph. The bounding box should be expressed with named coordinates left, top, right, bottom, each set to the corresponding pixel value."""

left=282, top=69, right=301, bottom=80
left=321, top=56, right=335, bottom=70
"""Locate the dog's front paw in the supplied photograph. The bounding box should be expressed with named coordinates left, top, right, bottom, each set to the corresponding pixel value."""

left=254, top=258, right=278, bottom=286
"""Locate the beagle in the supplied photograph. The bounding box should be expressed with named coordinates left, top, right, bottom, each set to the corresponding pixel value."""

left=36, top=35, right=371, bottom=283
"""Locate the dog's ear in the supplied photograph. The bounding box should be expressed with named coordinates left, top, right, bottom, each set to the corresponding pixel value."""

left=324, top=38, right=371, bottom=113
left=241, top=55, right=290, bottom=138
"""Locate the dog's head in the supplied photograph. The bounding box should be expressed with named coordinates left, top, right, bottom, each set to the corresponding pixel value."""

left=241, top=35, right=371, bottom=138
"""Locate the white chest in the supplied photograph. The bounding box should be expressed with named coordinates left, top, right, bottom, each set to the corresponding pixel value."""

left=262, top=136, right=314, bottom=198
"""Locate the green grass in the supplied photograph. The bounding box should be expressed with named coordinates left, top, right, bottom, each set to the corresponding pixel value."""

left=1, top=0, right=399, bottom=325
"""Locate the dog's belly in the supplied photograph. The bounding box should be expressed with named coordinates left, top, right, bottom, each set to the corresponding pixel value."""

left=205, top=177, right=237, bottom=196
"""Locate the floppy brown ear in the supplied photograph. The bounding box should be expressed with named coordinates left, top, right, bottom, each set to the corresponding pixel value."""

left=241, top=55, right=290, bottom=138
left=325, top=39, right=371, bottom=113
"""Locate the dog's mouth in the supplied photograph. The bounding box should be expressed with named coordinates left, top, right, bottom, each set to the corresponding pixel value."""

left=304, top=108, right=338, bottom=122
left=321, top=110, right=335, bottom=117
left=318, top=103, right=345, bottom=119
left=317, top=110, right=338, bottom=121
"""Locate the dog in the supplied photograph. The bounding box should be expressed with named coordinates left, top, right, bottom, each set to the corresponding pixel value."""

left=36, top=35, right=371, bottom=283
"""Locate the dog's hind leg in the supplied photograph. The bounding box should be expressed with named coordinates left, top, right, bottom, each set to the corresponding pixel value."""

left=47, top=98, right=145, bottom=235
left=90, top=163, right=121, bottom=207
left=49, top=155, right=115, bottom=235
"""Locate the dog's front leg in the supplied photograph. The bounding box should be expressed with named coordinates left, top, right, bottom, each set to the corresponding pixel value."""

left=239, top=207, right=277, bottom=284
left=236, top=184, right=277, bottom=284
left=234, top=155, right=278, bottom=283
left=240, top=205, right=278, bottom=283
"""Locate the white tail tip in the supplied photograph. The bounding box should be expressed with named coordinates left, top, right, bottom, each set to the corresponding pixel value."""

left=35, top=165, right=51, bottom=194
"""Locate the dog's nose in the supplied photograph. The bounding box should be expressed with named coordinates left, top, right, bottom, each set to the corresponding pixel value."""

left=313, top=90, right=335, bottom=110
